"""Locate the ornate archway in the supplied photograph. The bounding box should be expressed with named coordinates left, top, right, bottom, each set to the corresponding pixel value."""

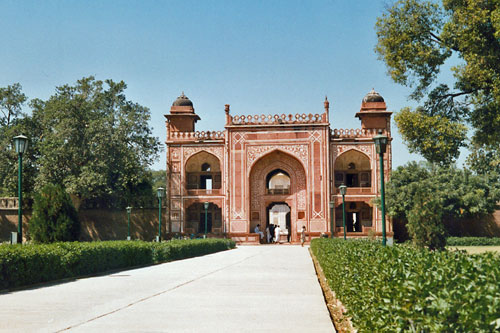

left=249, top=150, right=306, bottom=242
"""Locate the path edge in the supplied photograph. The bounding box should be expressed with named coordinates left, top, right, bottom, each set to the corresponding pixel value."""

left=309, top=247, right=356, bottom=333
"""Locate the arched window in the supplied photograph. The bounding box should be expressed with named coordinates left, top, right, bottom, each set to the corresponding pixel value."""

left=334, top=150, right=371, bottom=188
left=266, top=169, right=290, bottom=195
left=185, top=152, right=221, bottom=191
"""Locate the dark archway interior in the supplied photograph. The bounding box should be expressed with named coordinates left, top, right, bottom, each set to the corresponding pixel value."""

left=185, top=202, right=222, bottom=234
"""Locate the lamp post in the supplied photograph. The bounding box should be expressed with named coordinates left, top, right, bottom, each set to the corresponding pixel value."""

left=339, top=185, right=347, bottom=240
left=157, top=187, right=165, bottom=242
left=373, top=130, right=388, bottom=246
left=126, top=206, right=132, bottom=240
left=329, top=201, right=334, bottom=238
left=203, top=202, right=209, bottom=238
left=13, top=135, right=28, bottom=244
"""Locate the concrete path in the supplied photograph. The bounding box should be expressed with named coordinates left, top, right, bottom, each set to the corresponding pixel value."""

left=0, top=245, right=334, bottom=332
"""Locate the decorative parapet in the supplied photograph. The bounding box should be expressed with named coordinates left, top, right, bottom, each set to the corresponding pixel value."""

left=0, top=197, right=18, bottom=210
left=229, top=112, right=327, bottom=126
left=331, top=128, right=385, bottom=138
left=169, top=130, right=225, bottom=141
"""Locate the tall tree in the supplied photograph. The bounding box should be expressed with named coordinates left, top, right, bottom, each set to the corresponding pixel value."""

left=0, top=83, right=27, bottom=127
left=375, top=0, right=500, bottom=166
left=32, top=76, right=162, bottom=208
left=0, top=83, right=38, bottom=198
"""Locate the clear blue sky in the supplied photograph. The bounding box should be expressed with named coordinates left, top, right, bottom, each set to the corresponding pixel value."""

left=1, top=0, right=442, bottom=170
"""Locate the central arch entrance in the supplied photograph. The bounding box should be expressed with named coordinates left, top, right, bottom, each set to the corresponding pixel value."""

left=249, top=150, right=307, bottom=243
left=266, top=202, right=291, bottom=242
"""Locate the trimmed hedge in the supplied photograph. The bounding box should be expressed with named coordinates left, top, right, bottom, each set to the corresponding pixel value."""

left=447, top=236, right=500, bottom=246
left=0, top=238, right=235, bottom=290
left=311, top=238, right=500, bottom=332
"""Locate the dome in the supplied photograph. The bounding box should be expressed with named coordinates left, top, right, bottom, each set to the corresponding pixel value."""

left=362, top=89, right=384, bottom=103
left=172, top=92, right=193, bottom=107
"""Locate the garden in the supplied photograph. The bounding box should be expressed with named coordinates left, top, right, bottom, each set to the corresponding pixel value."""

left=311, top=238, right=500, bottom=332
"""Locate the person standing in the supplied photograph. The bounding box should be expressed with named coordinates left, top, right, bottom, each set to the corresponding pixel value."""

left=266, top=225, right=271, bottom=243
left=274, top=224, right=281, bottom=244
left=269, top=224, right=275, bottom=243
left=301, top=226, right=307, bottom=247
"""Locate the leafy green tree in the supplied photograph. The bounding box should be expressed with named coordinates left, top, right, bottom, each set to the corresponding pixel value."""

left=151, top=170, right=166, bottom=190
left=395, top=106, right=467, bottom=165
left=376, top=0, right=500, bottom=164
left=0, top=83, right=27, bottom=127
left=30, top=183, right=80, bottom=243
left=407, top=187, right=446, bottom=250
left=386, top=162, right=500, bottom=237
left=31, top=76, right=162, bottom=208
left=0, top=83, right=39, bottom=198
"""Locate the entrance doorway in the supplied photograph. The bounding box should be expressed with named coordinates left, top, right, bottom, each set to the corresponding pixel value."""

left=266, top=202, right=291, bottom=243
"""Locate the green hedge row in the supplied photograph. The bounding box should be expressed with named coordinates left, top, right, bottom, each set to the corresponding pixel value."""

left=311, top=238, right=500, bottom=332
left=446, top=236, right=500, bottom=246
left=0, top=238, right=235, bottom=290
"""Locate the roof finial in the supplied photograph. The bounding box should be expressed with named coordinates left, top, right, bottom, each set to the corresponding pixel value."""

left=324, top=95, right=330, bottom=115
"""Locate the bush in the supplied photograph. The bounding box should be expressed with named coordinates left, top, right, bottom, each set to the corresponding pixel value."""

left=447, top=237, right=500, bottom=246
left=311, top=238, right=500, bottom=332
left=0, top=238, right=235, bottom=290
left=29, top=184, right=80, bottom=243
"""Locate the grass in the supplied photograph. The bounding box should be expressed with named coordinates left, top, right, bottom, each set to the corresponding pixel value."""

left=448, top=246, right=500, bottom=254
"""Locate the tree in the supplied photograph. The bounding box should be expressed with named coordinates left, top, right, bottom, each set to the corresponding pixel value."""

left=31, top=76, right=162, bottom=208
left=151, top=170, right=166, bottom=190
left=0, top=83, right=39, bottom=198
left=29, top=183, right=79, bottom=243
left=395, top=106, right=467, bottom=165
left=0, top=116, right=41, bottom=198
left=385, top=162, right=500, bottom=238
left=407, top=187, right=446, bottom=250
left=0, top=83, right=27, bottom=127
left=375, top=0, right=500, bottom=165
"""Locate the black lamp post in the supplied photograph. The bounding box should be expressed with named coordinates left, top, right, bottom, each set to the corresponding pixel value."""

left=13, top=135, right=28, bottom=244
left=329, top=201, right=334, bottom=238
left=126, top=206, right=132, bottom=240
left=373, top=130, right=388, bottom=246
left=157, top=187, right=165, bottom=242
left=339, top=185, right=347, bottom=240
left=203, top=202, right=209, bottom=238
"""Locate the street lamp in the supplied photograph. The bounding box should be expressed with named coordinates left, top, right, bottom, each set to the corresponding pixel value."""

left=13, top=135, right=28, bottom=244
left=203, top=202, right=209, bottom=238
left=157, top=187, right=165, bottom=242
left=339, top=185, right=347, bottom=240
left=373, top=130, right=388, bottom=246
left=126, top=206, right=132, bottom=240
left=329, top=201, right=334, bottom=239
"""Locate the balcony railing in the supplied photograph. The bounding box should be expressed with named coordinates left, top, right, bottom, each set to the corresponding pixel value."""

left=335, top=187, right=373, bottom=195
left=186, top=189, right=222, bottom=196
left=266, top=188, right=290, bottom=195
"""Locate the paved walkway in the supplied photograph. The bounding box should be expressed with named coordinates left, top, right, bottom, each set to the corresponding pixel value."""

left=0, top=245, right=334, bottom=332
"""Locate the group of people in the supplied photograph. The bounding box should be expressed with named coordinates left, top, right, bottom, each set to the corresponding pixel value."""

left=254, top=224, right=307, bottom=246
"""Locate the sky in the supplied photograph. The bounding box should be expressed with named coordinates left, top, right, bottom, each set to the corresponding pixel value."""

left=1, top=0, right=459, bottom=170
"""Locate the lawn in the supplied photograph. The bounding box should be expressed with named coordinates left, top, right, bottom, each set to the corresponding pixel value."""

left=449, top=246, right=500, bottom=254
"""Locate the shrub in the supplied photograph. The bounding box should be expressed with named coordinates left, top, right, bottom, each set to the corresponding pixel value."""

left=311, top=238, right=500, bottom=332
left=447, top=237, right=500, bottom=246
left=0, top=238, right=235, bottom=290
left=29, top=184, right=80, bottom=243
